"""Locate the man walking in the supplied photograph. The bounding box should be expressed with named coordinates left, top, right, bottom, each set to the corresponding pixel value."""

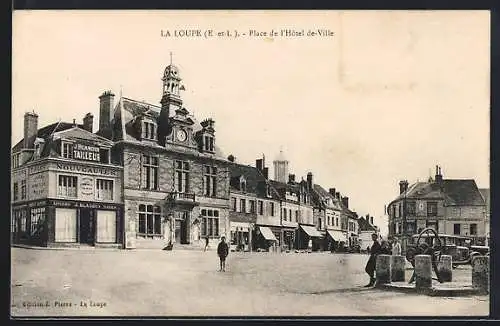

left=364, top=233, right=381, bottom=287
left=217, top=236, right=229, bottom=272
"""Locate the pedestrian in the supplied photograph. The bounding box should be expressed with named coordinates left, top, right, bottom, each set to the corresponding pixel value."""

left=392, top=237, right=402, bottom=256
left=364, top=233, right=381, bottom=287
left=380, top=240, right=391, bottom=255
left=204, top=236, right=209, bottom=252
left=217, top=236, right=229, bottom=272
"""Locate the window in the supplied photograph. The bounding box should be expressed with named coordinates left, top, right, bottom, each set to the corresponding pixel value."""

left=15, top=209, right=27, bottom=232
left=201, top=209, right=219, bottom=237
left=295, top=210, right=299, bottom=222
left=392, top=205, right=396, bottom=218
left=240, top=199, right=246, bottom=213
left=12, top=154, right=20, bottom=168
left=142, top=155, right=159, bottom=190
left=99, top=148, right=110, bottom=164
left=55, top=208, right=76, bottom=242
left=240, top=179, right=247, bottom=192
left=289, top=209, right=292, bottom=222
left=283, top=208, right=287, bottom=221
left=270, top=202, right=275, bottom=216
left=62, top=142, right=73, bottom=159
left=203, top=165, right=217, bottom=197
left=336, top=217, right=339, bottom=226
left=58, top=175, right=77, bottom=197
left=258, top=200, right=264, bottom=215
left=453, top=223, right=461, bottom=235
left=398, top=204, right=402, bottom=218
left=407, top=202, right=416, bottom=215
left=427, top=202, right=438, bottom=217
left=96, top=179, right=114, bottom=200
left=327, top=216, right=331, bottom=226
left=231, top=197, right=237, bottom=211
left=318, top=218, right=322, bottom=229
left=13, top=182, right=19, bottom=201
left=470, top=223, right=477, bottom=236
left=142, top=121, right=157, bottom=140
left=30, top=207, right=46, bottom=235
left=204, top=135, right=214, bottom=152
left=249, top=200, right=256, bottom=213
left=137, top=204, right=162, bottom=236
left=21, top=180, right=26, bottom=200
left=175, top=160, right=190, bottom=193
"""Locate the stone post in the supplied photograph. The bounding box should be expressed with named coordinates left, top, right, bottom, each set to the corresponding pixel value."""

left=391, top=255, right=406, bottom=282
left=376, top=254, right=391, bottom=286
left=415, top=255, right=432, bottom=290
left=437, top=255, right=453, bottom=282
left=472, top=256, right=489, bottom=294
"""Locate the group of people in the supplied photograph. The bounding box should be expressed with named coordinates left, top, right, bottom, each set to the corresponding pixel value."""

left=364, top=233, right=402, bottom=287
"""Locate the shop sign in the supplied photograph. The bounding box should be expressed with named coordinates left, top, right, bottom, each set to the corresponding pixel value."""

left=55, top=162, right=118, bottom=177
left=28, top=200, right=48, bottom=208
left=49, top=200, right=119, bottom=210
left=73, top=143, right=100, bottom=162
left=80, top=177, right=94, bottom=196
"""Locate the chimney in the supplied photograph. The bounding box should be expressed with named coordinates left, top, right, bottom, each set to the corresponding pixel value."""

left=329, top=188, right=336, bottom=196
left=335, top=192, right=340, bottom=199
left=263, top=167, right=269, bottom=179
left=24, top=111, right=39, bottom=148
left=435, top=165, right=443, bottom=183
left=399, top=180, right=409, bottom=194
left=306, top=172, right=313, bottom=190
left=83, top=113, right=94, bottom=133
left=99, top=91, right=115, bottom=131
left=288, top=174, right=295, bottom=184
left=341, top=196, right=349, bottom=209
left=370, top=216, right=374, bottom=225
left=227, top=154, right=235, bottom=162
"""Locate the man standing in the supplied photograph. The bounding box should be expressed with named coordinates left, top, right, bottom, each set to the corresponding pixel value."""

left=392, top=237, right=402, bottom=256
left=217, top=236, right=229, bottom=272
left=364, top=233, right=381, bottom=287
left=204, top=236, right=210, bottom=252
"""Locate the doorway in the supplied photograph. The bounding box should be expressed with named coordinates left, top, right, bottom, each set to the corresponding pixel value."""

left=79, top=208, right=95, bottom=244
left=174, top=211, right=189, bottom=244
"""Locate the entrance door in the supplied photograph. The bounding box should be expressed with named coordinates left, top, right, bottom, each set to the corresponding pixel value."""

left=180, top=218, right=188, bottom=244
left=79, top=208, right=95, bottom=244
left=174, top=219, right=182, bottom=244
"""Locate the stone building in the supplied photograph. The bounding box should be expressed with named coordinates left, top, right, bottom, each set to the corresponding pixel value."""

left=97, top=63, right=231, bottom=249
left=11, top=112, right=123, bottom=248
left=311, top=185, right=345, bottom=251
left=387, top=166, right=488, bottom=249
left=228, top=156, right=281, bottom=251
left=357, top=215, right=378, bottom=251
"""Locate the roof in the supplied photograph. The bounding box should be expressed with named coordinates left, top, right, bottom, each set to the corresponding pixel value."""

left=101, top=96, right=227, bottom=160
left=12, top=122, right=84, bottom=152
left=358, top=217, right=377, bottom=232
left=268, top=179, right=309, bottom=201
left=311, top=184, right=342, bottom=209
left=390, top=179, right=485, bottom=207
left=479, top=188, right=490, bottom=209
left=228, top=163, right=281, bottom=200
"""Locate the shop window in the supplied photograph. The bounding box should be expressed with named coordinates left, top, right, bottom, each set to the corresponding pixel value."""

left=96, top=179, right=114, bottom=200
left=203, top=165, right=217, bottom=197
left=30, top=207, right=46, bottom=235
left=96, top=210, right=116, bottom=243
left=142, top=155, right=159, bottom=190
left=58, top=175, right=78, bottom=198
left=137, top=204, right=162, bottom=237
left=201, top=209, right=219, bottom=237
left=470, top=223, right=477, bottom=236
left=454, top=223, right=461, bottom=235
left=54, top=208, right=77, bottom=242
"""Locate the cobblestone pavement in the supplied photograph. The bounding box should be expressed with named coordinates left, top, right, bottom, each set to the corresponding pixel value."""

left=11, top=248, right=489, bottom=317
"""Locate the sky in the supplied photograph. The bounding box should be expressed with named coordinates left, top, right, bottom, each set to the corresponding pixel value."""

left=12, top=11, right=490, bottom=235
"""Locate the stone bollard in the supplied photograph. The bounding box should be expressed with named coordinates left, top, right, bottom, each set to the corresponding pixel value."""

left=415, top=255, right=432, bottom=290
left=376, top=254, right=392, bottom=286
left=437, top=255, right=453, bottom=282
left=472, top=256, right=489, bottom=294
left=391, top=255, right=406, bottom=282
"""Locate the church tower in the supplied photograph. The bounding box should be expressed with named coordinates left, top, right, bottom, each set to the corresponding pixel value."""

left=273, top=149, right=289, bottom=183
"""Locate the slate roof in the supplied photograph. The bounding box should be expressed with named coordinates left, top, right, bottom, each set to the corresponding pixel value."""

left=479, top=188, right=490, bottom=210
left=228, top=163, right=281, bottom=200
left=358, top=217, right=377, bottom=232
left=12, top=122, right=84, bottom=152
left=311, top=184, right=341, bottom=210
left=390, top=179, right=485, bottom=207
left=99, top=96, right=228, bottom=161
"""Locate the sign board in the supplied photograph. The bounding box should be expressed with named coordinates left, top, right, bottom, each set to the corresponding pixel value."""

left=29, top=173, right=48, bottom=200
left=80, top=177, right=94, bottom=196
left=73, top=143, right=101, bottom=162
left=55, top=162, right=118, bottom=177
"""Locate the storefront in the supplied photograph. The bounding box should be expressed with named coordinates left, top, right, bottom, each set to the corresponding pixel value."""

left=297, top=224, right=322, bottom=251
left=325, top=229, right=347, bottom=252
left=254, top=225, right=278, bottom=251
left=282, top=228, right=296, bottom=251
left=230, top=221, right=252, bottom=251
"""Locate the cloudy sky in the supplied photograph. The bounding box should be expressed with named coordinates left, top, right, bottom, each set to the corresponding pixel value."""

left=12, top=11, right=490, bottom=234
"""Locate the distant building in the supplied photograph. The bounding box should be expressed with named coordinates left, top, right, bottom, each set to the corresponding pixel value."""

left=387, top=165, right=488, bottom=249
left=311, top=185, right=345, bottom=251
left=11, top=112, right=123, bottom=248
left=357, top=215, right=378, bottom=251
left=273, top=149, right=289, bottom=184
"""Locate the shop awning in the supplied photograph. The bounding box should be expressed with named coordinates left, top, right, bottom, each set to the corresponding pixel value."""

left=327, top=229, right=347, bottom=242
left=300, top=225, right=322, bottom=238
left=259, top=226, right=278, bottom=241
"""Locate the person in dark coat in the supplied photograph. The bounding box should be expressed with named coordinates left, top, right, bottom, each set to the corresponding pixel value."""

left=364, top=233, right=382, bottom=287
left=217, top=236, right=229, bottom=272
left=204, top=236, right=210, bottom=252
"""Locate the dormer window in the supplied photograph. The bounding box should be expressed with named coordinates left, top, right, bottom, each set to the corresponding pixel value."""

left=33, top=138, right=44, bottom=159
left=142, top=121, right=157, bottom=141
left=204, top=135, right=214, bottom=152
left=240, top=177, right=247, bottom=192
left=62, top=142, right=74, bottom=159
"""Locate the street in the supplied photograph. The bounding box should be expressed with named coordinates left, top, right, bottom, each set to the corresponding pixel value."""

left=11, top=248, right=489, bottom=317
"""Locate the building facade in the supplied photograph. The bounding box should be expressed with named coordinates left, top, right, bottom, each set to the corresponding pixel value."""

left=357, top=215, right=378, bottom=251
left=311, top=185, right=345, bottom=251
left=387, top=166, right=488, bottom=250
left=97, top=63, right=231, bottom=249
left=11, top=113, right=123, bottom=248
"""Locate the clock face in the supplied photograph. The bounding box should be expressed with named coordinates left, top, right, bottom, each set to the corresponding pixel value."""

left=176, top=129, right=187, bottom=142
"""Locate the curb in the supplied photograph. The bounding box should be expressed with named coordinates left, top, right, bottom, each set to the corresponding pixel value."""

left=379, top=283, right=486, bottom=297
